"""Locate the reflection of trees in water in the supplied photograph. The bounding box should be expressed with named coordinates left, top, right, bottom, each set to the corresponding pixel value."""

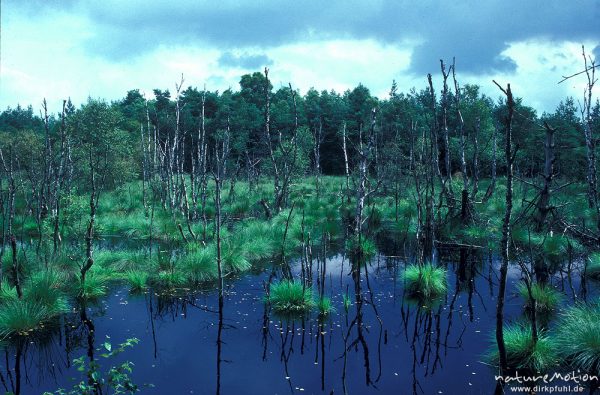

left=397, top=248, right=487, bottom=395
left=0, top=299, right=108, bottom=395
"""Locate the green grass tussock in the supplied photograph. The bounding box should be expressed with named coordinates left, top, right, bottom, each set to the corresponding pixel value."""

left=268, top=280, right=314, bottom=313
left=488, top=323, right=558, bottom=372
left=517, top=282, right=562, bottom=313
left=317, top=296, right=335, bottom=316
left=403, top=264, right=447, bottom=300
left=556, top=303, right=600, bottom=375
left=126, top=271, right=149, bottom=292
left=0, top=299, right=67, bottom=338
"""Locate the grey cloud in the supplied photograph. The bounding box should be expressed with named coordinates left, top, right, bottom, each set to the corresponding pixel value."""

left=218, top=52, right=272, bottom=69
left=11, top=0, right=600, bottom=75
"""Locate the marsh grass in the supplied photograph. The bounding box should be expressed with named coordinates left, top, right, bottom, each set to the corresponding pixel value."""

left=0, top=299, right=67, bottom=338
left=24, top=271, right=69, bottom=312
left=487, top=323, right=558, bottom=372
left=403, top=264, right=447, bottom=300
left=556, top=303, right=600, bottom=375
left=126, top=271, right=149, bottom=292
left=317, top=296, right=335, bottom=316
left=268, top=280, right=314, bottom=313
left=178, top=244, right=218, bottom=283
left=78, top=272, right=108, bottom=299
left=517, top=282, right=562, bottom=313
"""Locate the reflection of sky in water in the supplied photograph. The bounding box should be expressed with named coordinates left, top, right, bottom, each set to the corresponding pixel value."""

left=0, top=249, right=595, bottom=394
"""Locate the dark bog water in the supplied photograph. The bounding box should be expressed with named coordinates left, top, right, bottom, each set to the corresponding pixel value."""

left=1, top=247, right=595, bottom=395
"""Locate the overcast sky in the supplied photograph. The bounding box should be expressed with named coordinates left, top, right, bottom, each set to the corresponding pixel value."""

left=1, top=0, right=599, bottom=114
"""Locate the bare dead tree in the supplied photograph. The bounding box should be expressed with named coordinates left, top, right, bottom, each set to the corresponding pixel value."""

left=425, top=74, right=454, bottom=217
left=262, top=68, right=282, bottom=212
left=439, top=60, right=454, bottom=192
left=80, top=150, right=97, bottom=294
left=579, top=46, right=599, bottom=226
left=493, top=79, right=517, bottom=374
left=342, top=122, right=351, bottom=203
left=453, top=63, right=473, bottom=223
left=353, top=108, right=380, bottom=260
left=213, top=119, right=231, bottom=299
left=312, top=117, right=324, bottom=195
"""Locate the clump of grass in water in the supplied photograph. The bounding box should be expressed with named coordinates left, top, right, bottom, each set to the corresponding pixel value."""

left=126, top=271, right=149, bottom=292
left=317, top=296, right=335, bottom=316
left=556, top=302, right=600, bottom=376
left=268, top=280, right=314, bottom=313
left=487, top=323, right=558, bottom=372
left=517, top=283, right=562, bottom=313
left=24, top=271, right=69, bottom=312
left=0, top=298, right=68, bottom=338
left=346, top=236, right=377, bottom=260
left=403, top=264, right=447, bottom=300
left=78, top=272, right=108, bottom=299
left=178, top=244, right=218, bottom=283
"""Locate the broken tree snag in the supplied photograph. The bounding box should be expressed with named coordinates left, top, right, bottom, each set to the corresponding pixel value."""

left=342, top=122, right=351, bottom=203
left=426, top=73, right=451, bottom=216
left=493, top=80, right=516, bottom=375
left=580, top=46, right=600, bottom=230
left=262, top=68, right=282, bottom=213
left=80, top=150, right=97, bottom=292
left=439, top=60, right=453, bottom=191
left=533, top=121, right=556, bottom=231
left=452, top=60, right=473, bottom=224
left=213, top=119, right=230, bottom=299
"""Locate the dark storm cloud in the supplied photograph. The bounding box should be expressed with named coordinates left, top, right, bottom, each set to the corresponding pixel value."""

left=10, top=0, right=600, bottom=75
left=218, top=52, right=273, bottom=69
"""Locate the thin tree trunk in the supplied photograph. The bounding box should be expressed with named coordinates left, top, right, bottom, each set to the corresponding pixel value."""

left=493, top=80, right=516, bottom=374
left=534, top=122, right=556, bottom=230
left=342, top=122, right=350, bottom=203
left=80, top=151, right=97, bottom=292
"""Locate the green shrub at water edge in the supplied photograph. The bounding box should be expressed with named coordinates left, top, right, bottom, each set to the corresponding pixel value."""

left=556, top=303, right=600, bottom=376
left=403, top=264, right=447, bottom=300
left=268, top=280, right=314, bottom=312
left=487, top=323, right=558, bottom=372
left=517, top=283, right=562, bottom=313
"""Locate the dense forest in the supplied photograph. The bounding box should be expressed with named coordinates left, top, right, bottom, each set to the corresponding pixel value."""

left=1, top=52, right=600, bottom=394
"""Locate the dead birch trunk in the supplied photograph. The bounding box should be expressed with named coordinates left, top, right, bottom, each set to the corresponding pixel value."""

left=493, top=80, right=516, bottom=375
left=342, top=122, right=350, bottom=203
left=453, top=65, right=472, bottom=223
left=80, top=151, right=97, bottom=294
